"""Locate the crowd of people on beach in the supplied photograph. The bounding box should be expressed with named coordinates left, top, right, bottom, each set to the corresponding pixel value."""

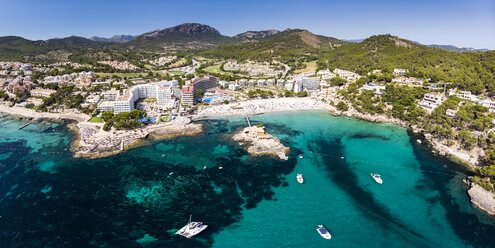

left=79, top=127, right=148, bottom=152
left=196, top=97, right=329, bottom=116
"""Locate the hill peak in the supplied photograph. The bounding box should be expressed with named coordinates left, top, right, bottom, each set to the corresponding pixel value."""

left=276, top=29, right=323, bottom=48
left=234, top=30, right=280, bottom=43
left=361, top=34, right=417, bottom=50
left=142, top=23, right=220, bottom=38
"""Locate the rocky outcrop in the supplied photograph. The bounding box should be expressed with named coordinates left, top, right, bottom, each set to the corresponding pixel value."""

left=233, top=126, right=289, bottom=160
left=467, top=183, right=495, bottom=215
left=234, top=30, right=280, bottom=43
left=72, top=118, right=202, bottom=159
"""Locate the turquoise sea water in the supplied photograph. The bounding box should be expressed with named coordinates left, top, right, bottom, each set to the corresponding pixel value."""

left=0, top=111, right=494, bottom=247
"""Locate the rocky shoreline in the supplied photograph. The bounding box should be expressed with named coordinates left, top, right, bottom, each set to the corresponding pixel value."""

left=72, top=118, right=203, bottom=159
left=333, top=107, right=479, bottom=169
left=0, top=103, right=90, bottom=122
left=332, top=106, right=495, bottom=215
left=467, top=183, right=495, bottom=215
left=0, top=104, right=203, bottom=159
left=232, top=125, right=289, bottom=160
left=1, top=100, right=493, bottom=216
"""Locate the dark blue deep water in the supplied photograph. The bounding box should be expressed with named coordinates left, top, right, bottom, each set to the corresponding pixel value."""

left=0, top=111, right=494, bottom=248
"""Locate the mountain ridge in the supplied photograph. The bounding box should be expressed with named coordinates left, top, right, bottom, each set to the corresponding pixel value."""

left=89, top=35, right=135, bottom=43
left=346, top=37, right=490, bottom=52
left=123, top=23, right=232, bottom=51
left=0, top=23, right=491, bottom=63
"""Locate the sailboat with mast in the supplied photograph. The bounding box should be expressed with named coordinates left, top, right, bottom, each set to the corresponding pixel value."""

left=175, top=215, right=208, bottom=238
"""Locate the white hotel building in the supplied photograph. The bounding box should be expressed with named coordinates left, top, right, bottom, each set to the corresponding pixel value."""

left=419, top=92, right=445, bottom=110
left=104, top=80, right=179, bottom=113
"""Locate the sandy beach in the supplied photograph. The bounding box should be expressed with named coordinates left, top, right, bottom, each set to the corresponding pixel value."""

left=195, top=97, right=331, bottom=117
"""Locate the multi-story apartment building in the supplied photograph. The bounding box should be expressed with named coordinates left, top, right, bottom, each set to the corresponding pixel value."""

left=191, top=77, right=217, bottom=93
left=181, top=86, right=195, bottom=106
left=30, top=88, right=56, bottom=98
left=179, top=77, right=218, bottom=106
left=103, top=89, right=120, bottom=100
left=111, top=80, right=179, bottom=113
left=301, top=77, right=320, bottom=90
left=419, top=92, right=445, bottom=110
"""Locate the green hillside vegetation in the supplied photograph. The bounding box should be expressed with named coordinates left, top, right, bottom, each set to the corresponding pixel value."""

left=202, top=29, right=346, bottom=67
left=0, top=36, right=115, bottom=62
left=124, top=32, right=234, bottom=52
left=0, top=28, right=493, bottom=97
left=317, top=35, right=495, bottom=95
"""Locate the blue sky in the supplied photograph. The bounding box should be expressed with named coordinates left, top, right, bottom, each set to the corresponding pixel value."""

left=0, top=0, right=494, bottom=49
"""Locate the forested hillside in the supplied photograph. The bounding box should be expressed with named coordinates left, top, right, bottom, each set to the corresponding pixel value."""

left=316, top=35, right=495, bottom=95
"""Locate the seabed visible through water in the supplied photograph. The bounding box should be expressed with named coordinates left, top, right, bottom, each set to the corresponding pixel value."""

left=0, top=111, right=494, bottom=248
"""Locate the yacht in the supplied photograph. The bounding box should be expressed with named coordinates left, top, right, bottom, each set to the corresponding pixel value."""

left=316, top=225, right=332, bottom=239
left=297, top=173, right=304, bottom=184
left=371, top=173, right=383, bottom=184
left=299, top=154, right=303, bottom=159
left=176, top=215, right=208, bottom=238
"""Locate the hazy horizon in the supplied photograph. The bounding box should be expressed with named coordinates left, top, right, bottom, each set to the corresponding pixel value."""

left=0, top=0, right=494, bottom=49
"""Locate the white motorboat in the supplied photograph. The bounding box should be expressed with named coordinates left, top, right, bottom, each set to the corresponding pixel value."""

left=371, top=173, right=383, bottom=184
left=299, top=154, right=303, bottom=159
left=297, top=173, right=304, bottom=184
left=316, top=225, right=332, bottom=239
left=176, top=215, right=208, bottom=238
